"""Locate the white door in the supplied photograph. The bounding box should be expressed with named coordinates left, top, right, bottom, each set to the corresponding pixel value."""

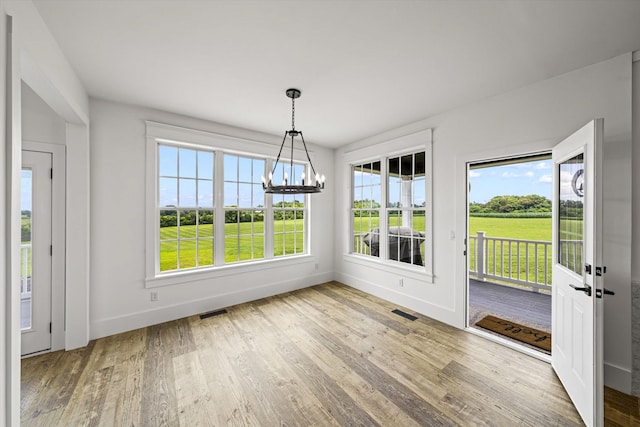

left=551, top=119, right=604, bottom=427
left=21, top=150, right=53, bottom=356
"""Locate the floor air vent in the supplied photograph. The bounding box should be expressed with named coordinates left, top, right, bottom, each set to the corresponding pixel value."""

left=200, top=309, right=228, bottom=320
left=392, top=309, right=417, bottom=321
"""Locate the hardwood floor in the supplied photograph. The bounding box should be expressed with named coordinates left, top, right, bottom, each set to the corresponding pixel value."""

left=22, top=281, right=584, bottom=426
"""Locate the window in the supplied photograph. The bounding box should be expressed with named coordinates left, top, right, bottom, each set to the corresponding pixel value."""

left=223, top=154, right=265, bottom=263
left=158, top=145, right=214, bottom=271
left=347, top=128, right=432, bottom=278
left=272, top=162, right=306, bottom=257
left=147, top=122, right=312, bottom=283
left=387, top=152, right=426, bottom=266
left=352, top=161, right=382, bottom=257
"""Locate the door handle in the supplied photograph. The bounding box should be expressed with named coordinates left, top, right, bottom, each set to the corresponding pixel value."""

left=595, top=288, right=615, bottom=298
left=570, top=284, right=592, bottom=296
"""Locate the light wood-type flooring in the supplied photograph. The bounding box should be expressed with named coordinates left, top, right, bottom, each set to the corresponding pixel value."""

left=22, top=281, right=586, bottom=426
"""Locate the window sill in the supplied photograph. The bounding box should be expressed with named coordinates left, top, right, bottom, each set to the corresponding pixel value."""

left=343, top=253, right=434, bottom=283
left=145, top=255, right=315, bottom=289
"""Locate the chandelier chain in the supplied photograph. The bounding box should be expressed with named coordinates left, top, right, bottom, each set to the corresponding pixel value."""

left=291, top=96, right=295, bottom=130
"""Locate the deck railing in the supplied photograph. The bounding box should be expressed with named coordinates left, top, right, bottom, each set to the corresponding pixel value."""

left=469, top=232, right=553, bottom=293
left=21, top=244, right=31, bottom=299
left=469, top=232, right=585, bottom=293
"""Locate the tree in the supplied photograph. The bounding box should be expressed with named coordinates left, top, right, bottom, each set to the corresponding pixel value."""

left=477, top=195, right=551, bottom=214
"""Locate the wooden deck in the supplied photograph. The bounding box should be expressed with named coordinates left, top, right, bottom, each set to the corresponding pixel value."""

left=469, top=278, right=551, bottom=333
left=21, top=281, right=582, bottom=426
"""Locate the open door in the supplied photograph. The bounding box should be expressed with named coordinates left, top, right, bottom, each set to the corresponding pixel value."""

left=21, top=150, right=53, bottom=355
left=551, top=119, right=604, bottom=427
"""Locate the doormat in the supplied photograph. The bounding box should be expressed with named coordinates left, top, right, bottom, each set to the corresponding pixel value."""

left=475, top=315, right=551, bottom=352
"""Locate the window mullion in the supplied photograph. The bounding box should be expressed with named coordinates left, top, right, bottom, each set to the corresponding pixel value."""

left=380, top=159, right=388, bottom=261
left=214, top=150, right=225, bottom=265
left=264, top=159, right=274, bottom=259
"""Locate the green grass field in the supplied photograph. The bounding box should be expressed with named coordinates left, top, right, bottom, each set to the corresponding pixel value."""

left=160, top=219, right=304, bottom=271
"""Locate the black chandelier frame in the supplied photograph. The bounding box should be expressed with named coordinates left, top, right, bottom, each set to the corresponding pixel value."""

left=263, top=88, right=325, bottom=194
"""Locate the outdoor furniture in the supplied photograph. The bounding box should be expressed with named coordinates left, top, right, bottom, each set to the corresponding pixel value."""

left=362, top=227, right=425, bottom=265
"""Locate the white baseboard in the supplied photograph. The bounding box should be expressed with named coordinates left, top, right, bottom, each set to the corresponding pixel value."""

left=334, top=271, right=459, bottom=327
left=605, top=362, right=632, bottom=394
left=90, top=272, right=334, bottom=340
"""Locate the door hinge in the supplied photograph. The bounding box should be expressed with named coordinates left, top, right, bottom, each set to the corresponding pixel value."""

left=50, top=245, right=53, bottom=256
left=49, top=322, right=52, bottom=333
left=50, top=168, right=53, bottom=179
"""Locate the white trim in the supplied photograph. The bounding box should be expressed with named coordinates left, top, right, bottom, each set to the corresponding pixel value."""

left=456, top=140, right=558, bottom=329
left=97, top=271, right=333, bottom=339
left=146, top=121, right=314, bottom=284
left=146, top=254, right=315, bottom=288
left=343, top=253, right=434, bottom=283
left=146, top=120, right=313, bottom=158
left=632, top=50, right=640, bottom=63
left=344, top=129, right=434, bottom=281
left=335, top=271, right=455, bottom=324
left=604, top=362, right=632, bottom=394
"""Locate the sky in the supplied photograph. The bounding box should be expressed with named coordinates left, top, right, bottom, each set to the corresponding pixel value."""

left=21, top=171, right=32, bottom=211
left=469, top=159, right=552, bottom=203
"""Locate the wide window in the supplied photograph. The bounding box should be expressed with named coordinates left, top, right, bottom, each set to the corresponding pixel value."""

left=147, top=122, right=312, bottom=283
left=349, top=137, right=432, bottom=276
left=158, top=145, right=215, bottom=271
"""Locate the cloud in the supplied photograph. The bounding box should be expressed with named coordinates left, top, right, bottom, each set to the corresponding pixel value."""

left=501, top=170, right=536, bottom=179
left=469, top=170, right=481, bottom=178
left=534, top=161, right=550, bottom=170
left=538, top=174, right=552, bottom=183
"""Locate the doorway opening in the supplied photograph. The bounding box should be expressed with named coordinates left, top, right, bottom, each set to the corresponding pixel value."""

left=467, top=152, right=552, bottom=355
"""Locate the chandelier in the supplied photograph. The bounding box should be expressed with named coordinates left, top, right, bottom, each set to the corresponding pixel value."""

left=262, top=88, right=325, bottom=194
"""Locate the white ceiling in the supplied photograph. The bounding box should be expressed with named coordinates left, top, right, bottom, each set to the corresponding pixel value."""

left=33, top=0, right=640, bottom=148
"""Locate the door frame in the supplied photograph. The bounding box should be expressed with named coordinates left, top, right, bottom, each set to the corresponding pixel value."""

left=22, top=141, right=66, bottom=354
left=458, top=149, right=554, bottom=363
left=464, top=151, right=552, bottom=361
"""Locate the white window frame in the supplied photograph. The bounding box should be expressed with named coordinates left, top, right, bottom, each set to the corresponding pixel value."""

left=271, top=160, right=309, bottom=258
left=344, top=129, right=433, bottom=282
left=145, top=121, right=312, bottom=288
left=157, top=143, right=216, bottom=272
left=351, top=160, right=382, bottom=258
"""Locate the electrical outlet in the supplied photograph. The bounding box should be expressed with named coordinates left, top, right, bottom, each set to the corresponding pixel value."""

left=150, top=291, right=158, bottom=302
left=399, top=278, right=404, bottom=287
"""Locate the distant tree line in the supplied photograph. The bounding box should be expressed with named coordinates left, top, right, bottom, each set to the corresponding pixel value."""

left=159, top=201, right=305, bottom=227
left=470, top=195, right=551, bottom=217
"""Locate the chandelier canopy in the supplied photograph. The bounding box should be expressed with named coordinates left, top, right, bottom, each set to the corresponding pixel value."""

left=262, top=88, right=325, bottom=194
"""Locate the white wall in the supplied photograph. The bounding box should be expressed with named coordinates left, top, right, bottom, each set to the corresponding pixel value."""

left=1, top=6, right=10, bottom=426
left=631, top=56, right=640, bottom=397
left=3, top=1, right=90, bottom=424
left=88, top=98, right=335, bottom=339
left=21, top=81, right=66, bottom=143
left=335, top=54, right=633, bottom=392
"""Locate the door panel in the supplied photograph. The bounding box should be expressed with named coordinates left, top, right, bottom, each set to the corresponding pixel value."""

left=21, top=150, right=53, bottom=356
left=551, top=120, right=603, bottom=427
